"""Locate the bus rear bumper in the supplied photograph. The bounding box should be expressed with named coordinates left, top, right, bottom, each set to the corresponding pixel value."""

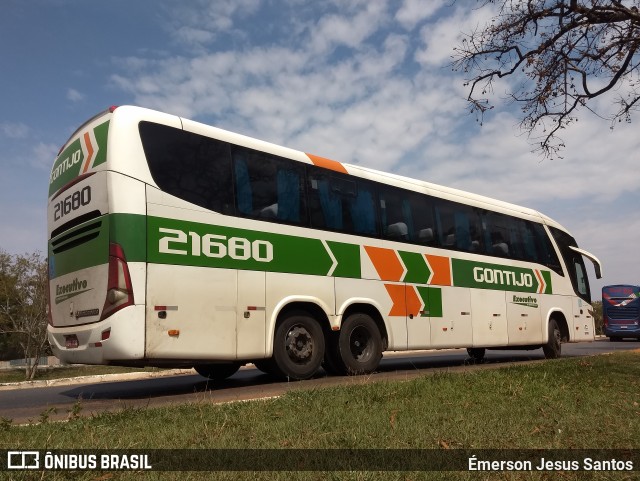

left=604, top=325, right=640, bottom=339
left=48, top=305, right=146, bottom=365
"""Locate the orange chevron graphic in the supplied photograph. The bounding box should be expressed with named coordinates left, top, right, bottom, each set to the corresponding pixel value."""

left=81, top=131, right=95, bottom=174
left=425, top=254, right=451, bottom=286
left=365, top=246, right=404, bottom=281
left=384, top=284, right=422, bottom=317
left=534, top=269, right=545, bottom=294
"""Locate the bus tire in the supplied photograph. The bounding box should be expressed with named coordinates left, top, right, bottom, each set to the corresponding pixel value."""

left=272, top=311, right=325, bottom=380
left=542, top=318, right=562, bottom=359
left=194, top=362, right=241, bottom=381
left=338, top=313, right=382, bottom=375
left=467, top=348, right=486, bottom=362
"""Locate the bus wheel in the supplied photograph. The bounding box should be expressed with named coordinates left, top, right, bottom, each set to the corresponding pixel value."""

left=467, top=348, right=486, bottom=362
left=194, top=362, right=241, bottom=381
left=542, top=319, right=562, bottom=359
left=272, top=311, right=325, bottom=380
left=338, top=313, right=382, bottom=375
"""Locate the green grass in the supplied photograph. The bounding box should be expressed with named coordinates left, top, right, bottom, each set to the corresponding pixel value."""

left=0, top=365, right=167, bottom=384
left=2, top=351, right=639, bottom=480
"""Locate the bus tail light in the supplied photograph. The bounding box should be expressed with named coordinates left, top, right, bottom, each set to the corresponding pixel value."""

left=100, top=243, right=134, bottom=320
left=603, top=313, right=609, bottom=327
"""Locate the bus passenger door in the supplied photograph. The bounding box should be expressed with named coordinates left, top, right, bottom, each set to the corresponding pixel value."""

left=569, top=257, right=595, bottom=340
left=236, top=270, right=266, bottom=359
left=471, top=289, right=508, bottom=347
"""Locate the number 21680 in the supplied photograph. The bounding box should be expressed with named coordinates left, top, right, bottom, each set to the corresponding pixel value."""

left=53, top=186, right=91, bottom=221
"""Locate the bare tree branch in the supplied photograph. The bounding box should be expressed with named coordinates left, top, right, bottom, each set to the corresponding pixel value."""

left=452, top=0, right=640, bottom=158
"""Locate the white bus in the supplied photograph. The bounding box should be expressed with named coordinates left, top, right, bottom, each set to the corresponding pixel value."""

left=47, top=105, right=602, bottom=380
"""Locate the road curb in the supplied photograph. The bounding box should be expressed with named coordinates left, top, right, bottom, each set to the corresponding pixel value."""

left=0, top=369, right=195, bottom=391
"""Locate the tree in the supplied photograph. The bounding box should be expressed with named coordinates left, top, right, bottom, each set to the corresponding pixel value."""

left=591, top=300, right=603, bottom=333
left=452, top=0, right=640, bottom=158
left=0, top=250, right=50, bottom=380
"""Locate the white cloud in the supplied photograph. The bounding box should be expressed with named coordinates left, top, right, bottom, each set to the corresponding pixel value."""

left=415, top=4, right=498, bottom=67
left=308, top=0, right=388, bottom=55
left=32, top=143, right=59, bottom=171
left=1, top=121, right=29, bottom=139
left=168, top=0, right=261, bottom=47
left=67, top=88, right=85, bottom=102
left=395, top=0, right=446, bottom=30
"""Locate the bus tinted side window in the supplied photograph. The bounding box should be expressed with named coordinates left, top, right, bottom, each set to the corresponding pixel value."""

left=550, top=227, right=590, bottom=302
left=483, top=211, right=519, bottom=258
left=379, top=185, right=438, bottom=246
left=232, top=147, right=307, bottom=225
left=140, top=122, right=234, bottom=214
left=307, top=168, right=378, bottom=236
left=531, top=223, right=563, bottom=275
left=435, top=200, right=483, bottom=253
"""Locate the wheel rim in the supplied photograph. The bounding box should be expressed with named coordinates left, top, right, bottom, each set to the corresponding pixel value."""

left=349, top=325, right=373, bottom=362
left=285, top=325, right=314, bottom=364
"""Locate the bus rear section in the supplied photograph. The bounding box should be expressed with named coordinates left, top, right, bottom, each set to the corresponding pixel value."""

left=602, top=285, right=640, bottom=341
left=47, top=109, right=147, bottom=365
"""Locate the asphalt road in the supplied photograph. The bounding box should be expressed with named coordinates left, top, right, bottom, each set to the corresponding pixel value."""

left=1, top=338, right=638, bottom=424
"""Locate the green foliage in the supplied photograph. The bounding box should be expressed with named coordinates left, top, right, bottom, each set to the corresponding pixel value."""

left=0, top=249, right=50, bottom=379
left=591, top=300, right=603, bottom=334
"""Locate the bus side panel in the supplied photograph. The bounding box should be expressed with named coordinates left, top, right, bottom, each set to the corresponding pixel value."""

left=145, top=264, right=237, bottom=360
left=237, top=270, right=266, bottom=359
left=430, top=287, right=472, bottom=349
left=470, top=289, right=508, bottom=347
left=572, top=297, right=595, bottom=341
left=506, top=290, right=543, bottom=345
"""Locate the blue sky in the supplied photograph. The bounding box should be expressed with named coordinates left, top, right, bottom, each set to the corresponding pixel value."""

left=2, top=0, right=638, bottom=298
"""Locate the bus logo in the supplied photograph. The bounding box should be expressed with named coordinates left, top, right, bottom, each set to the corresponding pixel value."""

left=511, top=295, right=539, bottom=308
left=55, top=278, right=92, bottom=304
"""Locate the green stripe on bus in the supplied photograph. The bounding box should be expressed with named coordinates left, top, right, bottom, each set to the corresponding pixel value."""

left=49, top=212, right=554, bottom=298
left=326, top=241, right=361, bottom=278
left=110, top=213, right=146, bottom=262
left=147, top=216, right=348, bottom=277
left=49, top=138, right=83, bottom=197
left=399, top=251, right=431, bottom=284
left=541, top=270, right=552, bottom=295
left=48, top=120, right=110, bottom=196
left=451, top=258, right=552, bottom=294
left=416, top=286, right=443, bottom=318
left=49, top=218, right=109, bottom=279
left=92, top=120, right=109, bottom=168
